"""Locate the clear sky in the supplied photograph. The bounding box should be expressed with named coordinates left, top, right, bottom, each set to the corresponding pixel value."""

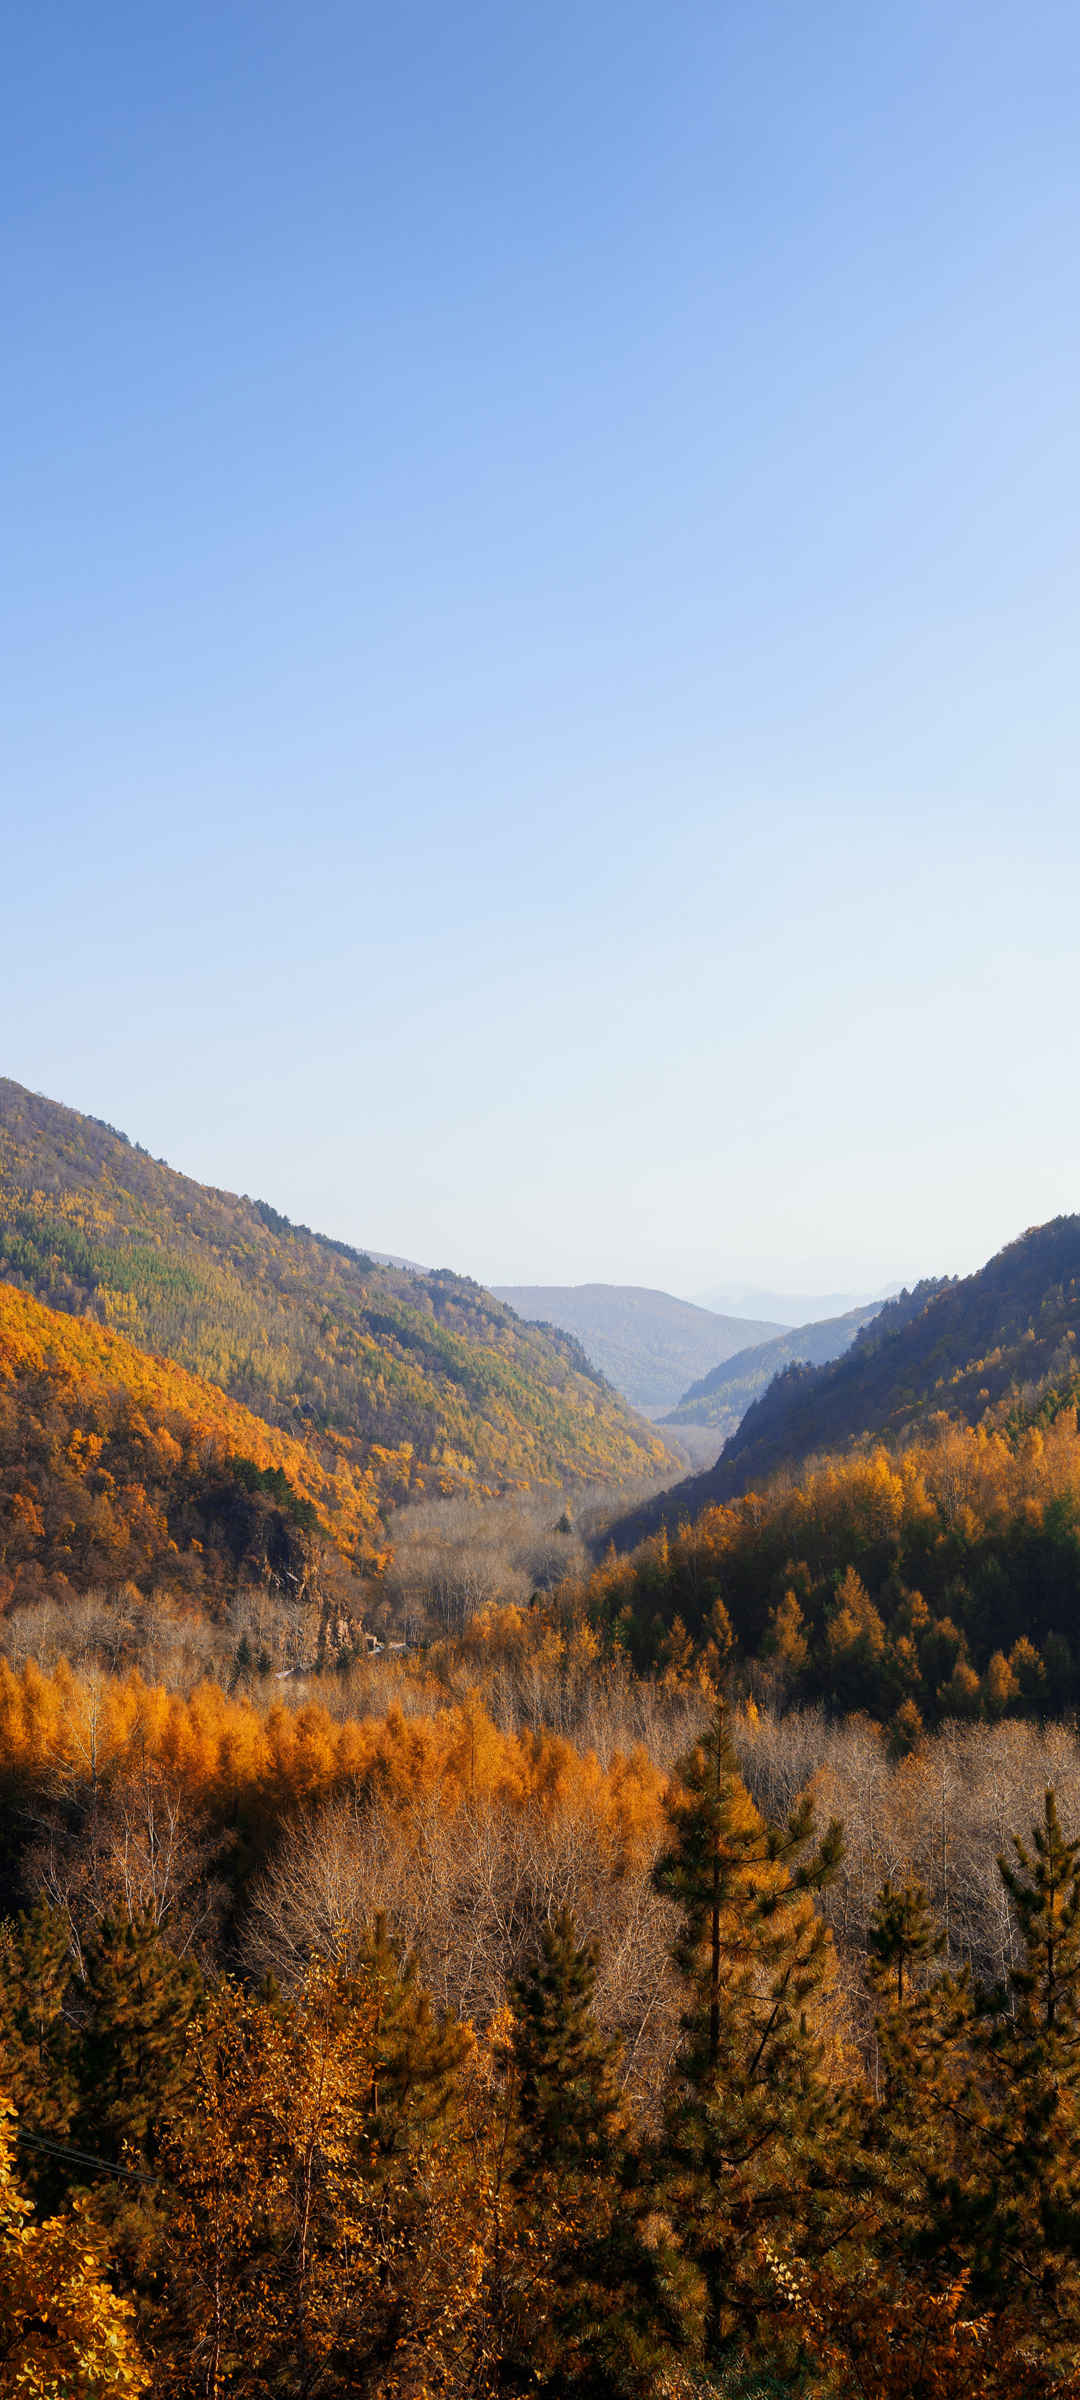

left=5, top=1, right=1080, bottom=1296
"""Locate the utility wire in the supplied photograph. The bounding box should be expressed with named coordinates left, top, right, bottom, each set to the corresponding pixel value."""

left=14, top=2126, right=151, bottom=2183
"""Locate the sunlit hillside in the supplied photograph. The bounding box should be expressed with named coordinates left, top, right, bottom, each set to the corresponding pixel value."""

left=0, top=1275, right=385, bottom=1613
left=0, top=1079, right=670, bottom=1517
left=612, top=1221, right=1080, bottom=1548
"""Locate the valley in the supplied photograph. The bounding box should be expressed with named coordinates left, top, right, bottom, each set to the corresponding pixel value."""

left=490, top=1278, right=786, bottom=1413
left=6, top=1080, right=1080, bottom=2400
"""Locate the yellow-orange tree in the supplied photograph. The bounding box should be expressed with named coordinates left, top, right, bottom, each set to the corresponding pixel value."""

left=153, top=1947, right=496, bottom=2399
left=772, top=2258, right=1080, bottom=2399
left=569, top=1410, right=1080, bottom=1722
left=0, top=2097, right=148, bottom=2399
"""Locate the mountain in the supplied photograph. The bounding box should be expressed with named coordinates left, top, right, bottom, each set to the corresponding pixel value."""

left=607, top=1215, right=1080, bottom=1547
left=572, top=1394, right=1080, bottom=1725
left=663, top=1302, right=886, bottom=1438
left=0, top=1276, right=385, bottom=1605
left=489, top=1282, right=786, bottom=1413
left=0, top=1080, right=670, bottom=1515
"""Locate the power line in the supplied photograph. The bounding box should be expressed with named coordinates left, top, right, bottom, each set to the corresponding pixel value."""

left=14, top=2126, right=151, bottom=2184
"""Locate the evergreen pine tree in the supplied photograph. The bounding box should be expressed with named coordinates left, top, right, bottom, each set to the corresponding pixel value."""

left=509, top=1908, right=624, bottom=2196
left=908, top=1789, right=1080, bottom=2369
left=74, top=1911, right=203, bottom=2171
left=61, top=1911, right=203, bottom=2306
left=654, top=1697, right=856, bottom=2376
left=349, top=1912, right=469, bottom=2164
left=862, top=1874, right=975, bottom=2294
left=868, top=1877, right=946, bottom=2010
left=499, top=1908, right=697, bottom=2400
left=975, top=1789, right=1080, bottom=2351
left=0, top=1902, right=77, bottom=2205
left=1000, top=1786, right=1080, bottom=2053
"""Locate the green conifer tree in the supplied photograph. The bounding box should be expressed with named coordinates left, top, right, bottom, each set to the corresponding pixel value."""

left=509, top=1908, right=624, bottom=2196
left=979, top=1790, right=1080, bottom=2350
left=0, top=1901, right=77, bottom=2204
left=349, top=1912, right=469, bottom=2164
left=499, top=1908, right=697, bottom=2400
left=916, top=1789, right=1080, bottom=2367
left=654, top=1698, right=855, bottom=2376
left=74, top=1912, right=203, bottom=2170
left=863, top=1875, right=975, bottom=2294
left=62, top=1911, right=203, bottom=2309
left=1000, top=1787, right=1080, bottom=2050
left=867, top=1878, right=946, bottom=2010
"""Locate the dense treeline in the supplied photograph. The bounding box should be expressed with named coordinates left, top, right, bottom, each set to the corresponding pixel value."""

left=0, top=1081, right=667, bottom=1515
left=570, top=1408, right=1080, bottom=1734
left=5, top=1684, right=1080, bottom=2393
left=9, top=1622, right=1080, bottom=2019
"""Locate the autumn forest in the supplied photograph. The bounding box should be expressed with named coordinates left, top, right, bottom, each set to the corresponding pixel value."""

left=6, top=1082, right=1080, bottom=2396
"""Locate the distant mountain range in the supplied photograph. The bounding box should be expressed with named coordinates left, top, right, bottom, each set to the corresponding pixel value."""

left=0, top=1080, right=671, bottom=1542
left=663, top=1301, right=885, bottom=1437
left=608, top=1215, right=1080, bottom=1548
left=490, top=1282, right=786, bottom=1413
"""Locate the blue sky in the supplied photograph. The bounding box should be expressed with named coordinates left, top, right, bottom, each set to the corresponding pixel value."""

left=4, top=1, right=1080, bottom=1294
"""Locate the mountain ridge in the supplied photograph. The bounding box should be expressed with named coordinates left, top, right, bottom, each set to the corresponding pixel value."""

left=0, top=1079, right=671, bottom=1515
left=604, top=1218, right=1080, bottom=1548
left=663, top=1301, right=886, bottom=1437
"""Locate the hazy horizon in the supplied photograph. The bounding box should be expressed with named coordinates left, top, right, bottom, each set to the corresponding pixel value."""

left=0, top=1058, right=1055, bottom=1306
left=0, top=1061, right=989, bottom=1315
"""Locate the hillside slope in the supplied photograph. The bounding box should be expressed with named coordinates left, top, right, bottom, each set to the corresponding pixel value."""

left=663, top=1302, right=885, bottom=1438
left=607, top=1218, right=1080, bottom=1546
left=0, top=1081, right=669, bottom=1509
left=570, top=1399, right=1080, bottom=1723
left=0, top=1275, right=382, bottom=1612
left=490, top=1281, right=784, bottom=1412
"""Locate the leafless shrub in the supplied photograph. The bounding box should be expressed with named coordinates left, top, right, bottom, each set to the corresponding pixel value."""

left=242, top=1782, right=682, bottom=2103
left=22, top=1758, right=230, bottom=1968
left=734, top=1703, right=1080, bottom=2014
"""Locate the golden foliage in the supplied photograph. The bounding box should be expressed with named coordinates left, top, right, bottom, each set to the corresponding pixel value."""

left=568, top=1411, right=1080, bottom=1717
left=0, top=2097, right=148, bottom=2398
left=0, top=1084, right=669, bottom=1519
left=0, top=1276, right=387, bottom=1593
left=0, top=1657, right=666, bottom=1863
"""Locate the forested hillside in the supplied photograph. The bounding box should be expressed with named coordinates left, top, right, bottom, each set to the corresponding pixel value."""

left=491, top=1280, right=783, bottom=1412
left=0, top=1080, right=668, bottom=1512
left=571, top=1395, right=1080, bottom=1735
left=610, top=1220, right=1080, bottom=1547
left=9, top=1235, right=1080, bottom=2392
left=0, top=1276, right=384, bottom=1618
left=663, top=1299, right=885, bottom=1437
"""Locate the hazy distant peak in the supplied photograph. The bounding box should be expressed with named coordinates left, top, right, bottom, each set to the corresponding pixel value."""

left=492, top=1281, right=787, bottom=1413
